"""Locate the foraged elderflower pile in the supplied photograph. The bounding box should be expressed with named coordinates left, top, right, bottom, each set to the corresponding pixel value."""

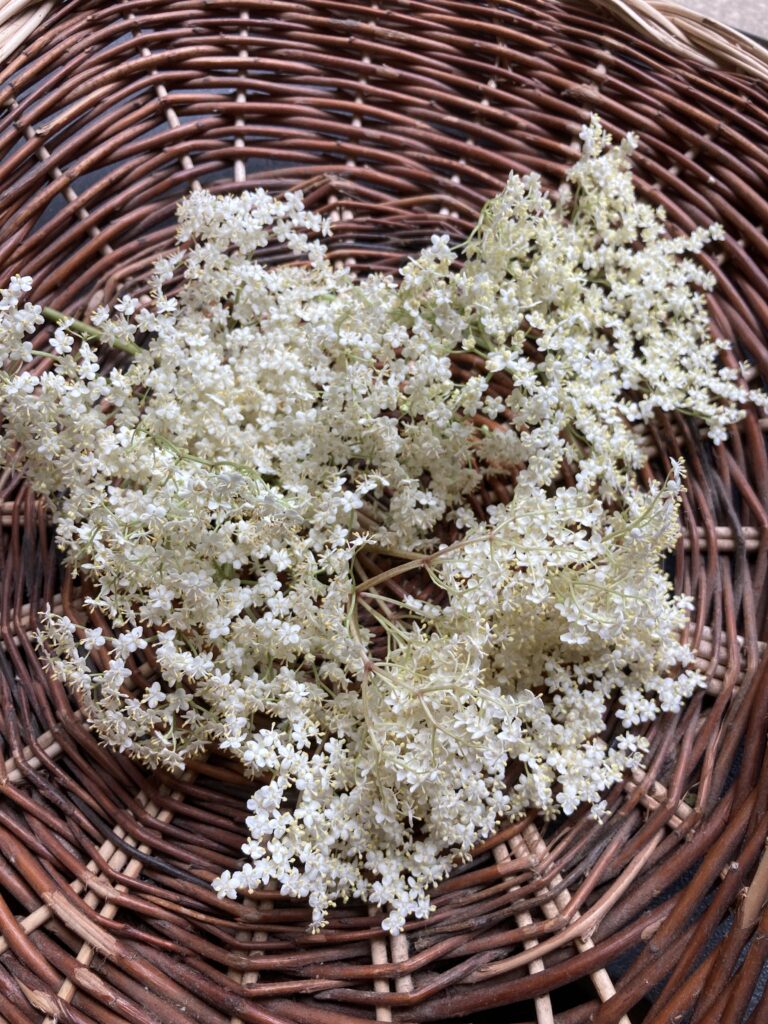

left=0, top=118, right=760, bottom=933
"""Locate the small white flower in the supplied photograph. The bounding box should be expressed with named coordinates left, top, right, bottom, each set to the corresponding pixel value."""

left=111, top=626, right=147, bottom=658
left=144, top=682, right=164, bottom=709
left=212, top=870, right=239, bottom=899
left=81, top=627, right=105, bottom=651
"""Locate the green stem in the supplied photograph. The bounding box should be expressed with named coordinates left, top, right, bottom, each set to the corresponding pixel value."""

left=42, top=306, right=143, bottom=357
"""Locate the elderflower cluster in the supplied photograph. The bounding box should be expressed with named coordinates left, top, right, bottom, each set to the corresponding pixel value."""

left=0, top=117, right=760, bottom=933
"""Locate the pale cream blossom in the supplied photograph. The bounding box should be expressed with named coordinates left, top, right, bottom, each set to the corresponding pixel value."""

left=1, top=118, right=761, bottom=933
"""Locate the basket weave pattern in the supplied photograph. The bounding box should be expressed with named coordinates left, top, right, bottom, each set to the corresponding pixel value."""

left=1, top=2, right=768, bottom=1022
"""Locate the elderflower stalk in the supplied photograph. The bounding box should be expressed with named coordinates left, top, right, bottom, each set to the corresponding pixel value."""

left=42, top=305, right=143, bottom=355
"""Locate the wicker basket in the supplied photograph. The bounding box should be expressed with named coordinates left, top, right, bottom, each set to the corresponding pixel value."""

left=1, top=2, right=768, bottom=1022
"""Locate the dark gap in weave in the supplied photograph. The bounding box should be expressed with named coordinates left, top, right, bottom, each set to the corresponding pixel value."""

left=243, top=154, right=303, bottom=176
left=553, top=976, right=647, bottom=1023
left=643, top=891, right=720, bottom=1024
left=0, top=884, right=30, bottom=923
left=450, top=1001, right=538, bottom=1023
left=747, top=946, right=768, bottom=1019
left=607, top=938, right=645, bottom=979
left=190, top=769, right=258, bottom=805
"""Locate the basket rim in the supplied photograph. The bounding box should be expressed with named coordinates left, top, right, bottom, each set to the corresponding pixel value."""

left=4, top=0, right=768, bottom=81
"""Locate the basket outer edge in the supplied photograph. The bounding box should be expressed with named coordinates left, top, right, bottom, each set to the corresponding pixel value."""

left=1, top=0, right=767, bottom=79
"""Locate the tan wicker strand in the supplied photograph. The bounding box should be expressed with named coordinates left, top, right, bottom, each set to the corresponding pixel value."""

left=0, top=0, right=54, bottom=64
left=593, top=0, right=768, bottom=80
left=2, top=2, right=768, bottom=1023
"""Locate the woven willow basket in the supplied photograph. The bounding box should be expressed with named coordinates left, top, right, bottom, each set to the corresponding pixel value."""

left=2, top=2, right=768, bottom=1022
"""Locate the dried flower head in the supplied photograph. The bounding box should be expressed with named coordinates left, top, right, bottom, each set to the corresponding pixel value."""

left=1, top=116, right=762, bottom=932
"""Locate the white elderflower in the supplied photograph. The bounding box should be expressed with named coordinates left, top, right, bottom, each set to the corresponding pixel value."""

left=1, top=116, right=759, bottom=934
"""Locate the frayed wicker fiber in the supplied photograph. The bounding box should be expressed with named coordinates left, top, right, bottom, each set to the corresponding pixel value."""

left=1, top=2, right=768, bottom=1022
